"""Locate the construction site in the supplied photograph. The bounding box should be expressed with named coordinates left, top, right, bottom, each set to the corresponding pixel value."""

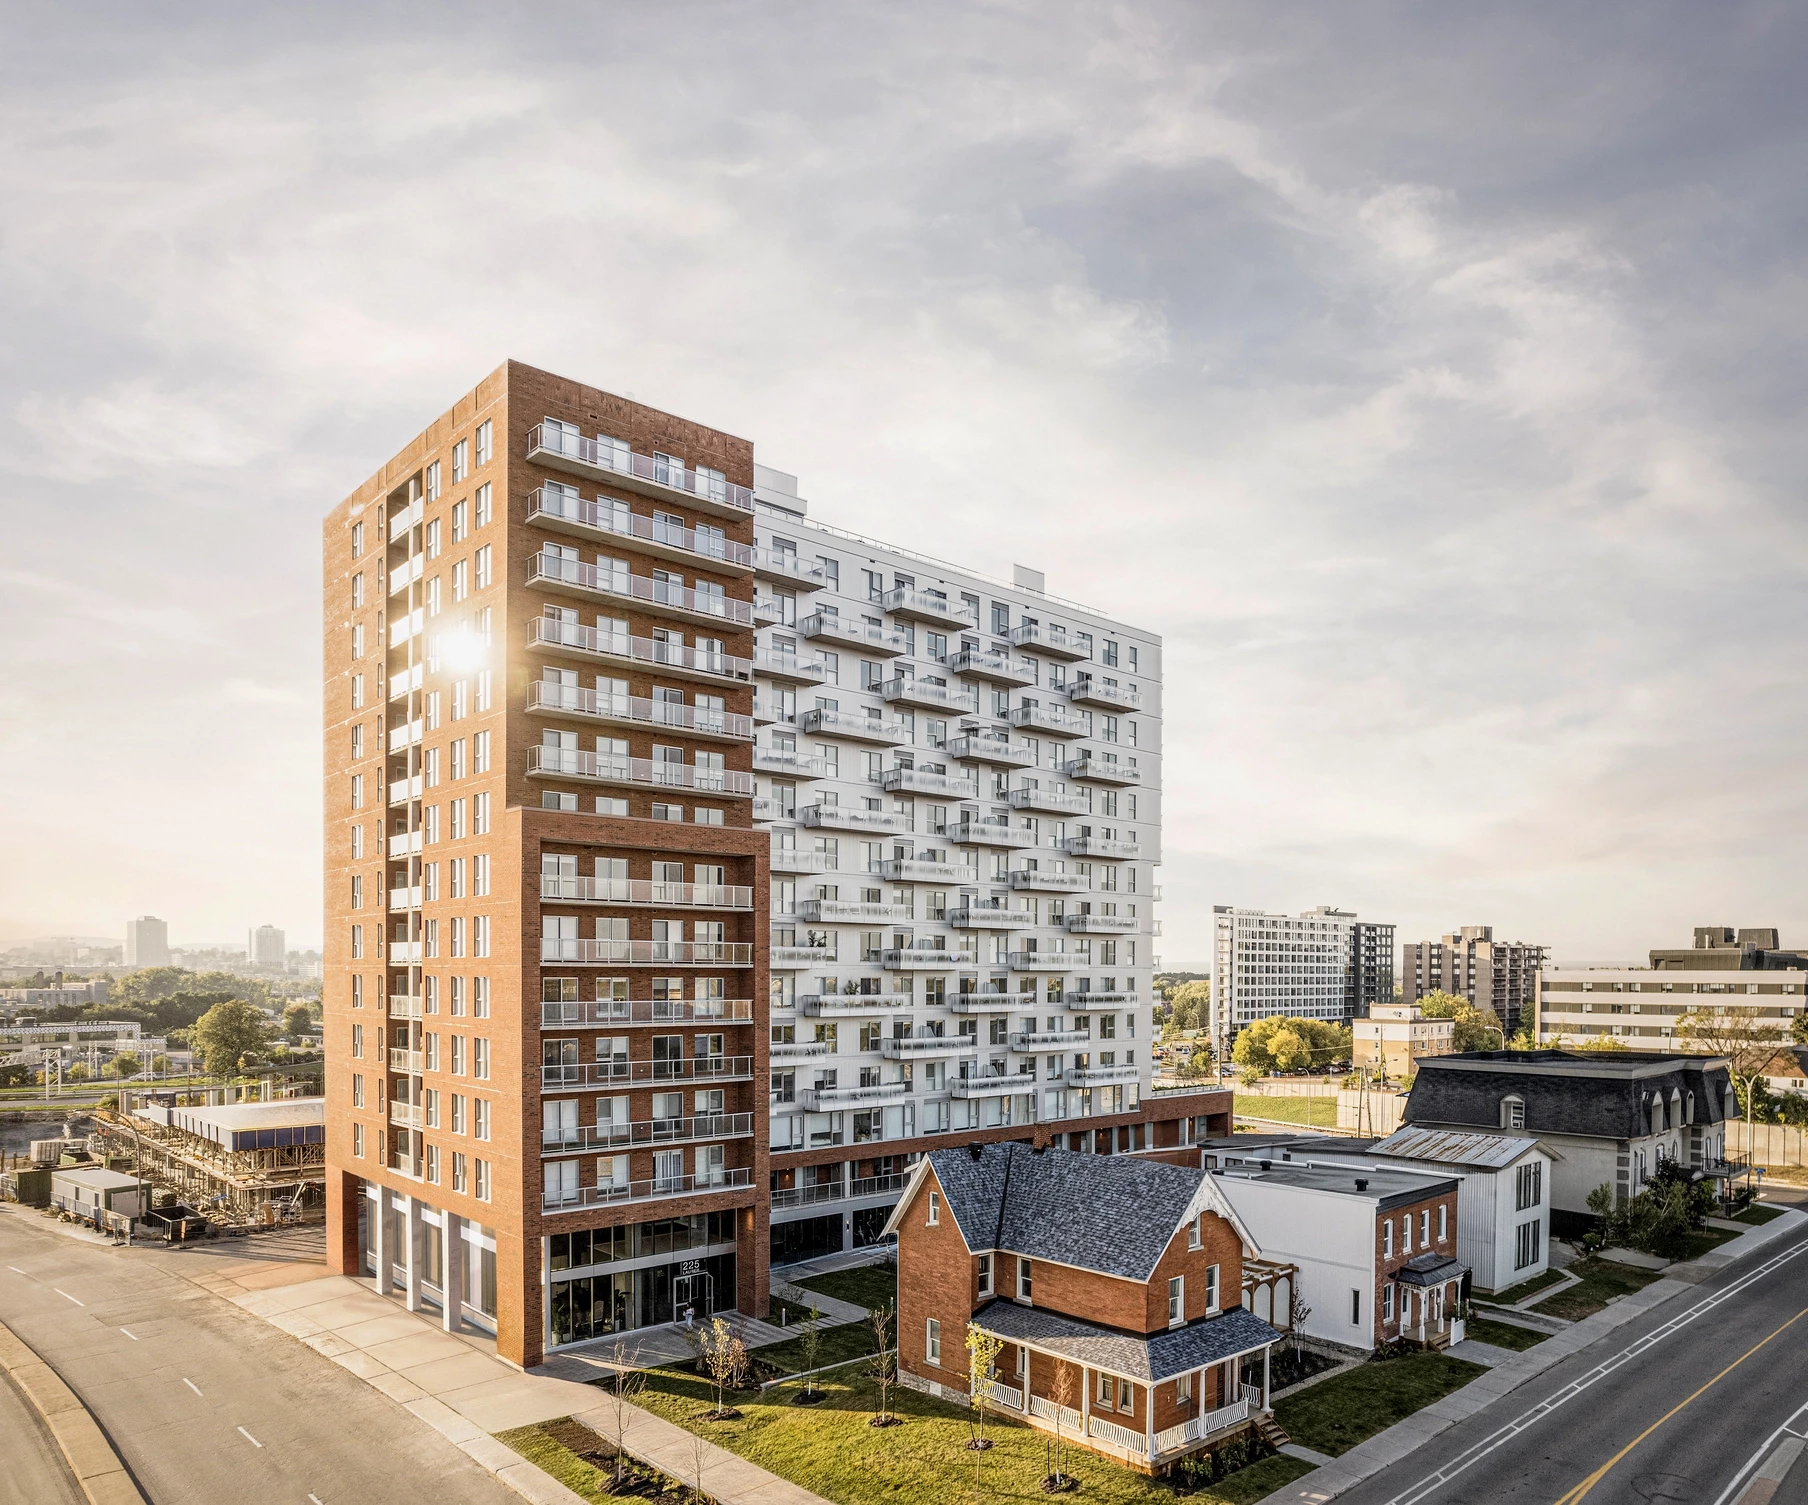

left=90, top=1090, right=326, bottom=1227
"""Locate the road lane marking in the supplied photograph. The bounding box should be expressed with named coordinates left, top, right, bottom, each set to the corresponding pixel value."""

left=238, top=1426, right=262, bottom=1448
left=119, top=1328, right=138, bottom=1340
left=6, top=1266, right=27, bottom=1274
left=53, top=1289, right=84, bottom=1306
left=309, top=1495, right=324, bottom=1504
left=1551, top=1306, right=1808, bottom=1503
left=183, top=1377, right=203, bottom=1396
left=1380, top=1231, right=1808, bottom=1505
left=1710, top=1401, right=1808, bottom=1505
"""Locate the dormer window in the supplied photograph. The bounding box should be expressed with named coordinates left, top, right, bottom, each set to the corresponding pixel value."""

left=1501, top=1095, right=1526, bottom=1130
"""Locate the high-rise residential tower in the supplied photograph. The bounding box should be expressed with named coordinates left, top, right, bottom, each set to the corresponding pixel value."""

left=125, top=916, right=170, bottom=969
left=248, top=924, right=288, bottom=972
left=1402, top=926, right=1547, bottom=1035
left=324, top=362, right=1214, bottom=1368
left=1209, top=905, right=1394, bottom=1061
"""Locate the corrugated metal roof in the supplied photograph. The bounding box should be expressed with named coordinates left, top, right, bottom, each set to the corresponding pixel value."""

left=1369, top=1126, right=1539, bottom=1169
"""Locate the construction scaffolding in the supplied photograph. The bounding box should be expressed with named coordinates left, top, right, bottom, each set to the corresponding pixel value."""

left=90, top=1098, right=326, bottom=1226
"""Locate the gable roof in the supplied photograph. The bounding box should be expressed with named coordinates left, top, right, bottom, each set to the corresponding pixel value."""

left=1368, top=1127, right=1544, bottom=1170
left=884, top=1143, right=1256, bottom=1282
left=1405, top=1051, right=1735, bottom=1140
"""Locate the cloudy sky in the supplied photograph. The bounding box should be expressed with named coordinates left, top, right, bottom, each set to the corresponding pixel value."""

left=4, top=3, right=1804, bottom=964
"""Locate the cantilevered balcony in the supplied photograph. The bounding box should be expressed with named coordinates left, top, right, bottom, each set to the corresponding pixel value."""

left=751, top=549, right=826, bottom=589
left=540, top=1113, right=755, bottom=1157
left=529, top=550, right=754, bottom=628
left=541, top=1166, right=754, bottom=1214
left=948, top=735, right=1036, bottom=768
left=527, top=487, right=755, bottom=571
left=1066, top=911, right=1138, bottom=933
left=752, top=649, right=829, bottom=685
left=800, top=612, right=908, bottom=655
left=526, top=422, right=756, bottom=519
left=1009, top=1030, right=1090, bottom=1052
left=1065, top=990, right=1140, bottom=1008
left=880, top=767, right=978, bottom=799
left=950, top=1069, right=1036, bottom=1099
left=880, top=586, right=977, bottom=628
left=526, top=746, right=754, bottom=798
left=529, top=681, right=754, bottom=742
left=1067, top=675, right=1141, bottom=712
left=803, top=1081, right=912, bottom=1110
left=770, top=1039, right=831, bottom=1059
left=949, top=819, right=1034, bottom=849
left=539, top=1056, right=755, bottom=1091
left=880, top=677, right=979, bottom=715
left=798, top=804, right=909, bottom=835
left=540, top=998, right=754, bottom=1027
left=769, top=942, right=834, bottom=969
left=1009, top=622, right=1091, bottom=660
left=1061, top=756, right=1143, bottom=786
left=798, top=898, right=915, bottom=924
left=881, top=1035, right=980, bottom=1060
left=538, top=939, right=753, bottom=966
left=947, top=903, right=1038, bottom=930
left=1006, top=868, right=1091, bottom=893
left=528, top=617, right=754, bottom=686
left=754, top=746, right=827, bottom=778
left=802, top=993, right=916, bottom=1016
left=798, top=707, right=909, bottom=744
left=388, top=774, right=422, bottom=806
left=1064, top=1063, right=1140, bottom=1086
left=1008, top=704, right=1088, bottom=738
left=878, top=857, right=970, bottom=883
left=1006, top=950, right=1073, bottom=972
left=770, top=847, right=833, bottom=874
left=539, top=875, right=753, bottom=909
left=945, top=991, right=1015, bottom=1014
left=945, top=649, right=1037, bottom=686
left=1008, top=786, right=1091, bottom=817
left=881, top=945, right=963, bottom=970
left=1063, top=834, right=1140, bottom=859
left=388, top=885, right=422, bottom=912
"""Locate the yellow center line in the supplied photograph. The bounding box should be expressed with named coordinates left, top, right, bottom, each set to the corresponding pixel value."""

left=1552, top=1305, right=1808, bottom=1505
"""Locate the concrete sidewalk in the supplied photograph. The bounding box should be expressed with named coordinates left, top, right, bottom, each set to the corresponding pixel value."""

left=1257, top=1208, right=1808, bottom=1504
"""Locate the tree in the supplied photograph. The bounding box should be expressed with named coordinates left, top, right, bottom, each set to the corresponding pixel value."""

left=1162, top=980, right=1211, bottom=1038
left=600, top=1341, right=645, bottom=1492
left=1049, top=1358, right=1077, bottom=1489
left=1233, top=1016, right=1353, bottom=1076
left=192, top=998, right=271, bottom=1077
left=796, top=1304, right=823, bottom=1399
left=869, top=1302, right=897, bottom=1426
left=1416, top=992, right=1505, bottom=1053
left=282, top=1002, right=313, bottom=1041
left=697, top=1316, right=747, bottom=1419
left=110, top=1054, right=140, bottom=1079
left=1679, top=1007, right=1790, bottom=1195
left=1289, top=1285, right=1313, bottom=1361
left=965, top=1320, right=1004, bottom=1497
left=150, top=1055, right=172, bottom=1077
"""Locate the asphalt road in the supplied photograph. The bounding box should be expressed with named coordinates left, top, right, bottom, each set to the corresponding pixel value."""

left=0, top=1210, right=521, bottom=1505
left=0, top=1364, right=85, bottom=1505
left=1336, top=1225, right=1808, bottom=1505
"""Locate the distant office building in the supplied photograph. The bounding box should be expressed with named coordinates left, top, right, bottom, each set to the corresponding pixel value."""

left=247, top=926, right=288, bottom=973
left=125, top=916, right=170, bottom=969
left=1402, top=927, right=1548, bottom=1035
left=1354, top=1002, right=1456, bottom=1079
left=1211, top=906, right=1395, bottom=1057
left=1537, top=925, right=1807, bottom=1052
left=0, top=979, right=111, bottom=1013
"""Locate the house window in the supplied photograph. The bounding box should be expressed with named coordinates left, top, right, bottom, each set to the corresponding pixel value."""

left=976, top=1254, right=992, bottom=1296
left=475, top=420, right=492, bottom=466
left=1420, top=1210, right=1430, bottom=1246
left=1515, top=1219, right=1543, bottom=1270
left=1351, top=1289, right=1362, bottom=1326
left=1167, top=1275, right=1184, bottom=1327
left=1175, top=1373, right=1191, bottom=1405
left=1097, top=1373, right=1115, bottom=1408
left=1382, top=1220, right=1393, bottom=1259
left=927, top=1190, right=940, bottom=1226
left=1516, top=1160, right=1543, bottom=1211
left=1501, top=1095, right=1526, bottom=1130
left=1118, top=1383, right=1134, bottom=1416
left=1017, top=1257, right=1033, bottom=1302
left=1401, top=1214, right=1412, bottom=1254
left=1204, top=1263, right=1220, bottom=1312
left=1438, top=1204, right=1448, bottom=1242
left=926, top=1319, right=941, bottom=1365
left=1383, top=1285, right=1395, bottom=1323
left=1187, top=1215, right=1202, bottom=1250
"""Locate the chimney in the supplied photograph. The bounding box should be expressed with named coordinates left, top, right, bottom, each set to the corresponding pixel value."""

left=1355, top=1178, right=1369, bottom=1191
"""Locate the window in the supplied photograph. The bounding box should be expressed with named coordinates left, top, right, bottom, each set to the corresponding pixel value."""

left=452, top=500, right=468, bottom=543
left=1382, top=1284, right=1395, bottom=1323
left=1382, top=1220, right=1393, bottom=1259
left=426, top=460, right=441, bottom=501
left=1176, top=1373, right=1191, bottom=1404
left=473, top=1158, right=491, bottom=1201
left=475, top=419, right=492, bottom=466
left=473, top=1098, right=490, bottom=1141
left=475, top=544, right=493, bottom=589
left=350, top=874, right=362, bottom=910
left=976, top=1253, right=992, bottom=1295
left=1420, top=1209, right=1430, bottom=1246
left=1097, top=1373, right=1115, bottom=1408
left=1515, top=1218, right=1543, bottom=1270
left=350, top=773, right=364, bottom=809
left=1204, top=1263, right=1219, bottom=1312
left=1351, top=1289, right=1362, bottom=1326
left=351, top=1023, right=364, bottom=1059
left=351, top=1073, right=364, bottom=1108
left=1187, top=1215, right=1202, bottom=1250
left=1401, top=1214, right=1412, bottom=1254
left=350, top=924, right=363, bottom=960
left=351, top=673, right=364, bottom=710
left=351, top=572, right=364, bottom=608
left=473, top=731, right=491, bottom=773
left=452, top=437, right=469, bottom=482
left=351, top=521, right=364, bottom=556
left=475, top=482, right=492, bottom=528
left=474, top=792, right=491, bottom=833
left=473, top=1037, right=490, bottom=1079
left=425, top=1144, right=440, bottom=1184
left=352, top=1122, right=363, bottom=1158
left=1437, top=1204, right=1448, bottom=1242
left=451, top=1151, right=467, bottom=1193
left=1501, top=1095, right=1526, bottom=1130
left=1167, top=1275, right=1184, bottom=1327
left=926, top=1190, right=939, bottom=1226
left=1017, top=1256, right=1033, bottom=1302
left=1515, top=1160, right=1543, bottom=1211
left=926, top=1319, right=941, bottom=1365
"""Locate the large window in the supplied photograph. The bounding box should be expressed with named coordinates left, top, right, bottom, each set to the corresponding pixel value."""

left=1515, top=1160, right=1543, bottom=1211
left=1515, top=1219, right=1543, bottom=1271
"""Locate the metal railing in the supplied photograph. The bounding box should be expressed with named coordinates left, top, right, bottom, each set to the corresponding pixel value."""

left=539, top=1056, right=754, bottom=1089
left=538, top=939, right=753, bottom=965
left=529, top=681, right=754, bottom=740
left=799, top=707, right=909, bottom=742
left=541, top=1166, right=753, bottom=1214
left=800, top=614, right=908, bottom=653
left=539, top=998, right=754, bottom=1027
left=529, top=616, right=753, bottom=682
left=530, top=551, right=754, bottom=625
left=878, top=677, right=979, bottom=714
left=540, top=875, right=753, bottom=908
left=541, top=1113, right=754, bottom=1154
left=526, top=423, right=755, bottom=513
left=799, top=804, right=909, bottom=833
left=526, top=745, right=755, bottom=796
left=529, top=486, right=755, bottom=566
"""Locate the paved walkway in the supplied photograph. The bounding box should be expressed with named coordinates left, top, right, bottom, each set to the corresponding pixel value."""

left=1256, top=1208, right=1808, bottom=1505
left=769, top=1247, right=890, bottom=1327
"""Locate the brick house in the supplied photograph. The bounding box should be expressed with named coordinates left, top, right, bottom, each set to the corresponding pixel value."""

left=884, top=1142, right=1284, bottom=1475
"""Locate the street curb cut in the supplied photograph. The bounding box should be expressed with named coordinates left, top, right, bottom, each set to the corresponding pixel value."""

left=0, top=1320, right=147, bottom=1505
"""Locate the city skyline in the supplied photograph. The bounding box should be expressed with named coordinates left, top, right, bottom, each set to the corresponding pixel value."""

left=5, top=6, right=1806, bottom=964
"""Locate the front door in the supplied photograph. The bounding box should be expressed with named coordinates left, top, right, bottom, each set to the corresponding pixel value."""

left=673, top=1267, right=714, bottom=1322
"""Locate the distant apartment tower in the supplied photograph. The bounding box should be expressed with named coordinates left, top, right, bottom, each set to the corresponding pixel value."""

left=1402, top=926, right=1547, bottom=1035
left=1210, top=906, right=1393, bottom=1058
left=248, top=925, right=288, bottom=972
left=125, top=916, right=170, bottom=969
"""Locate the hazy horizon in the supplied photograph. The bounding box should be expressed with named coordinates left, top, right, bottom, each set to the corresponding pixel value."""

left=5, top=4, right=1806, bottom=964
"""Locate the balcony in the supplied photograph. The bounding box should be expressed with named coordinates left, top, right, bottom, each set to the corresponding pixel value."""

left=1067, top=675, right=1141, bottom=712
left=1008, top=704, right=1087, bottom=738
left=753, top=595, right=787, bottom=627
left=526, top=422, right=756, bottom=519
left=527, top=487, right=756, bottom=571
left=539, top=939, right=754, bottom=966
left=388, top=885, right=422, bottom=912
left=949, top=820, right=1034, bottom=849
left=1063, top=834, right=1140, bottom=860
left=388, top=994, right=424, bottom=1020
left=1007, top=868, right=1091, bottom=893
left=387, top=1047, right=424, bottom=1073
left=388, top=940, right=422, bottom=964
left=1008, top=786, right=1091, bottom=817
left=798, top=707, right=909, bottom=745
left=799, top=899, right=915, bottom=924
left=770, top=847, right=832, bottom=874
left=541, top=1112, right=755, bottom=1157
left=388, top=718, right=423, bottom=752
left=751, top=548, right=826, bottom=588
left=769, top=1182, right=844, bottom=1210
left=878, top=857, right=969, bottom=884
left=880, top=767, right=978, bottom=799
left=802, top=994, right=916, bottom=1016
left=1067, top=911, right=1138, bottom=933
left=388, top=774, right=422, bottom=806
left=388, top=609, right=424, bottom=648
left=754, top=746, right=827, bottom=779
left=388, top=552, right=423, bottom=597
left=770, top=1040, right=831, bottom=1059
left=539, top=875, right=753, bottom=909
left=1065, top=991, right=1140, bottom=1008
left=540, top=1056, right=755, bottom=1091
left=880, top=586, right=976, bottom=628
left=1010, top=1031, right=1089, bottom=1052
left=387, top=662, right=423, bottom=702
left=526, top=746, right=755, bottom=798
left=799, top=804, right=909, bottom=834
left=388, top=496, right=423, bottom=543
left=389, top=1102, right=423, bottom=1129
left=881, top=946, right=963, bottom=970
left=803, top=1081, right=912, bottom=1109
left=945, top=650, right=1036, bottom=687
left=1065, top=1063, right=1140, bottom=1086
left=948, top=735, right=1036, bottom=768
left=1006, top=951, right=1073, bottom=972
left=1009, top=623, right=1090, bottom=660
left=879, top=677, right=979, bottom=715
left=950, top=1071, right=1036, bottom=1099
left=800, top=613, right=908, bottom=656
left=946, top=991, right=1016, bottom=1014
left=541, top=1165, right=755, bottom=1215
left=752, top=650, right=829, bottom=685
left=540, top=998, right=754, bottom=1027
left=882, top=1035, right=979, bottom=1060
left=947, top=903, right=1038, bottom=930
left=1062, top=756, right=1143, bottom=786
left=528, top=617, right=753, bottom=686
left=529, top=681, right=754, bottom=742
left=529, top=551, right=754, bottom=628
left=770, top=943, right=834, bottom=969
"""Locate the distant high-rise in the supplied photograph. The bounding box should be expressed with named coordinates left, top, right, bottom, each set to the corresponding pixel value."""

left=125, top=916, right=170, bottom=969
left=1402, top=926, right=1547, bottom=1035
left=1210, top=905, right=1395, bottom=1058
left=248, top=925, right=288, bottom=972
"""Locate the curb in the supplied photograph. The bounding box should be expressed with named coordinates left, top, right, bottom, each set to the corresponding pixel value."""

left=0, top=1320, right=146, bottom=1505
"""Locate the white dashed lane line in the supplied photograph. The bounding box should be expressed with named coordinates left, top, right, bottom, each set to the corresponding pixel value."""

left=183, top=1377, right=203, bottom=1397
left=53, top=1289, right=83, bottom=1306
left=119, top=1328, right=138, bottom=1340
left=237, top=1426, right=262, bottom=1448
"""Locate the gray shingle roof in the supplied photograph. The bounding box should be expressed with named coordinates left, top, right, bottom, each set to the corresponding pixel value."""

left=1395, top=1252, right=1466, bottom=1287
left=927, top=1143, right=1209, bottom=1282
left=975, top=1299, right=1281, bottom=1382
left=1405, top=1051, right=1735, bottom=1141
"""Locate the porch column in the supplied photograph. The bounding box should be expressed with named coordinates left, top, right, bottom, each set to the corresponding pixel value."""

left=1080, top=1366, right=1091, bottom=1442
left=1262, top=1347, right=1270, bottom=1411
left=1145, top=1381, right=1155, bottom=1459
left=441, top=1211, right=464, bottom=1334
left=372, top=1186, right=391, bottom=1296
left=403, top=1195, right=424, bottom=1312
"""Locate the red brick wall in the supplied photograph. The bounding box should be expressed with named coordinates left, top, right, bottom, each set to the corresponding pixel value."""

left=1371, top=1189, right=1459, bottom=1342
left=895, top=1168, right=984, bottom=1392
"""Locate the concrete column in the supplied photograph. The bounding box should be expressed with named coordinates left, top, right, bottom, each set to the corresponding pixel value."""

left=373, top=1187, right=392, bottom=1296
left=441, top=1212, right=464, bottom=1333
left=403, top=1196, right=424, bottom=1311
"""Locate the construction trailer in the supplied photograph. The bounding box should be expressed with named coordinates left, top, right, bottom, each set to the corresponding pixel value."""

left=91, top=1098, right=325, bottom=1226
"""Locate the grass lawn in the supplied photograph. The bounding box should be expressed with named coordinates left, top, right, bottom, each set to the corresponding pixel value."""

left=1462, top=1315, right=1548, bottom=1352
left=744, top=1319, right=879, bottom=1377
left=1232, top=1094, right=1338, bottom=1130
left=1736, top=1204, right=1786, bottom=1225
left=1488, top=1268, right=1567, bottom=1305
left=496, top=1423, right=617, bottom=1503
left=1273, top=1353, right=1485, bottom=1458
left=1535, top=1258, right=1661, bottom=1321
left=1668, top=1226, right=1740, bottom=1260
left=635, top=1361, right=1314, bottom=1505
left=790, top=1260, right=899, bottom=1314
